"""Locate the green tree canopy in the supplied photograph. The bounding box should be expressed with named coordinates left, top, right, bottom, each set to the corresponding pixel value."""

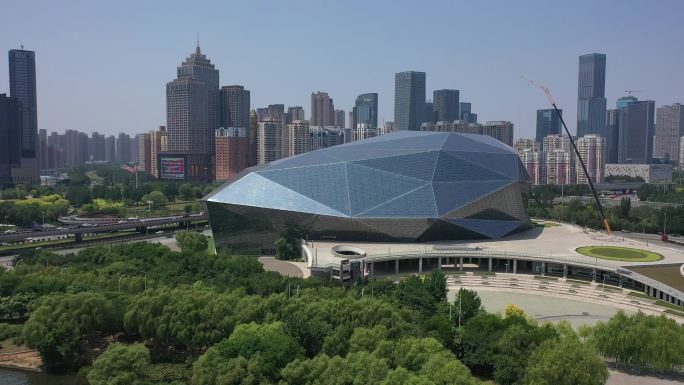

left=175, top=231, right=208, bottom=253
left=87, top=343, right=151, bottom=385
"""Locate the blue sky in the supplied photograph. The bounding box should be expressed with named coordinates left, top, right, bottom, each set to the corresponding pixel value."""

left=2, top=0, right=683, bottom=139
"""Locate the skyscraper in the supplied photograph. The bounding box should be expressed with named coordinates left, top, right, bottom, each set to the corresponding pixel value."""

left=8, top=48, right=40, bottom=184
left=287, top=106, right=305, bottom=122
left=576, top=134, right=605, bottom=184
left=433, top=89, right=460, bottom=123
left=619, top=100, right=655, bottom=164
left=219, top=85, right=250, bottom=129
left=482, top=121, right=514, bottom=147
left=105, top=135, right=116, bottom=164
left=310, top=92, right=334, bottom=127
left=605, top=109, right=622, bottom=164
left=137, top=133, right=152, bottom=174
left=424, top=101, right=434, bottom=125
left=334, top=109, right=345, bottom=129
left=394, top=71, right=426, bottom=131
left=257, top=120, right=282, bottom=165
left=90, top=132, right=106, bottom=162
left=165, top=44, right=219, bottom=180
left=535, top=109, right=562, bottom=144
left=150, top=126, right=168, bottom=178
left=116, top=133, right=132, bottom=164
left=576, top=53, right=607, bottom=138
left=0, top=94, right=22, bottom=184
left=654, top=103, right=684, bottom=163
left=284, top=120, right=311, bottom=157
left=459, top=102, right=478, bottom=124
left=354, top=93, right=378, bottom=129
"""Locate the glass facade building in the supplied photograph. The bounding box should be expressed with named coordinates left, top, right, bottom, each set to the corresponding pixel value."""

left=206, top=131, right=532, bottom=255
left=354, top=93, right=378, bottom=128
left=394, top=71, right=426, bottom=131
left=535, top=109, right=562, bottom=144
left=576, top=53, right=607, bottom=138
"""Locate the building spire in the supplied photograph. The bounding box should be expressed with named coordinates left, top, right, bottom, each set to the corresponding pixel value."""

left=195, top=33, right=201, bottom=55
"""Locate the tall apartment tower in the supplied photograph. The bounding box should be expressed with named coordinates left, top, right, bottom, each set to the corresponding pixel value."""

left=310, top=92, right=334, bottom=127
left=394, top=71, right=426, bottom=131
left=433, top=89, right=460, bottom=123
left=354, top=93, right=378, bottom=129
left=482, top=121, right=514, bottom=147
left=0, top=94, right=22, bottom=184
left=519, top=150, right=546, bottom=186
left=287, top=106, right=305, bottom=122
left=543, top=134, right=575, bottom=185
left=215, top=127, right=248, bottom=181
left=535, top=109, right=562, bottom=144
left=39, top=129, right=48, bottom=169
left=90, top=132, right=106, bottom=162
left=116, top=133, right=132, bottom=164
left=105, top=135, right=116, bottom=164
left=165, top=44, right=219, bottom=180
left=605, top=109, right=622, bottom=164
left=257, top=120, right=283, bottom=165
left=150, top=126, right=168, bottom=178
left=249, top=110, right=258, bottom=166
left=8, top=48, right=40, bottom=184
left=654, top=103, right=684, bottom=163
left=284, top=120, right=311, bottom=157
left=576, top=53, right=607, bottom=138
left=219, top=85, right=250, bottom=129
left=619, top=100, right=655, bottom=164
left=575, top=134, right=605, bottom=184
left=334, top=109, right=345, bottom=129
left=136, top=133, right=152, bottom=174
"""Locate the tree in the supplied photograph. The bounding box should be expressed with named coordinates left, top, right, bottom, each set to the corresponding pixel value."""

left=192, top=322, right=304, bottom=384
left=147, top=190, right=168, bottom=207
left=492, top=323, right=557, bottom=385
left=503, top=304, right=525, bottom=318
left=425, top=269, right=447, bottom=304
left=176, top=231, right=208, bottom=253
left=179, top=183, right=194, bottom=200
left=523, top=336, right=608, bottom=385
left=87, top=343, right=151, bottom=385
left=453, top=288, right=482, bottom=326
left=619, top=197, right=631, bottom=218
left=275, top=223, right=302, bottom=260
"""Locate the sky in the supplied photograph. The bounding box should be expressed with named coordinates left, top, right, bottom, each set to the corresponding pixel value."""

left=2, top=0, right=684, bottom=139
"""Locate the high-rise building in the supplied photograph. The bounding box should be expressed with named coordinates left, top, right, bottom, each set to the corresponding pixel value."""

left=354, top=93, right=378, bottom=129
left=165, top=44, right=219, bottom=180
left=514, top=138, right=539, bottom=154
left=616, top=96, right=638, bottom=109
left=459, top=102, right=477, bottom=123
left=605, top=109, right=622, bottom=164
left=618, top=100, right=655, bottom=164
left=215, top=127, right=248, bottom=180
left=284, top=120, right=311, bottom=157
left=482, top=121, right=514, bottom=146
left=433, top=89, right=460, bottom=123
left=334, top=109, right=345, bottom=129
left=394, top=71, right=426, bottom=131
left=545, top=151, right=574, bottom=185
left=287, top=106, right=305, bottom=122
left=519, top=149, right=545, bottom=185
left=576, top=134, right=605, bottom=184
left=310, top=92, right=334, bottom=127
left=116, top=133, right=132, bottom=164
left=424, top=101, right=434, bottom=124
left=654, top=103, right=684, bottom=164
left=310, top=127, right=345, bottom=150
left=136, top=133, right=152, bottom=174
left=352, top=123, right=378, bottom=142
left=248, top=110, right=258, bottom=166
left=8, top=48, right=40, bottom=184
left=150, top=126, right=168, bottom=178
left=219, top=85, right=250, bottom=129
left=348, top=111, right=355, bottom=130
left=576, top=53, right=607, bottom=138
left=680, top=136, right=684, bottom=169
left=379, top=122, right=395, bottom=136
left=536, top=109, right=562, bottom=143
left=39, top=129, right=48, bottom=169
left=257, top=120, right=282, bottom=165
left=0, top=94, right=22, bottom=184
left=105, top=135, right=116, bottom=164
left=89, top=132, right=106, bottom=162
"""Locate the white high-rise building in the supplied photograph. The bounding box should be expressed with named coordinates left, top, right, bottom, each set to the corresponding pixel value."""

left=284, top=120, right=311, bottom=157
left=575, top=134, right=605, bottom=184
left=519, top=149, right=546, bottom=185
left=257, top=120, right=282, bottom=165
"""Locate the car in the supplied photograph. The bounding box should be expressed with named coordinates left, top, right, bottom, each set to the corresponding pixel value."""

left=117, top=220, right=127, bottom=224
left=3, top=230, right=16, bottom=235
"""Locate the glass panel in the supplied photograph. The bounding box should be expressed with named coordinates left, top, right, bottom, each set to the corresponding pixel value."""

left=346, top=163, right=426, bottom=215
left=353, top=150, right=439, bottom=182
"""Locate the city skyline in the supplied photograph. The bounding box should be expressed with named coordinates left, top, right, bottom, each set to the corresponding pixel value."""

left=1, top=1, right=683, bottom=138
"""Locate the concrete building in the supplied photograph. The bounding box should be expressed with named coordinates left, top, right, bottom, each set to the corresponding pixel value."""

left=165, top=44, right=219, bottom=180
left=215, top=127, right=248, bottom=181
left=352, top=123, right=378, bottom=142
left=379, top=122, right=395, bottom=136
left=543, top=135, right=575, bottom=185
left=310, top=92, right=334, bottom=127
left=8, top=48, right=40, bottom=185
left=219, top=85, right=250, bottom=129
left=482, top=121, right=514, bottom=147
left=575, top=134, right=605, bottom=184
left=105, top=135, right=116, bottom=164
left=354, top=93, right=378, bottom=129
left=334, top=109, right=345, bottom=129
left=654, top=103, right=684, bottom=164
left=605, top=109, right=622, bottom=164
left=459, top=102, right=477, bottom=123
left=681, top=137, right=684, bottom=169
left=576, top=53, right=607, bottom=138
left=519, top=149, right=546, bottom=185
left=309, top=127, right=345, bottom=151
left=433, top=89, right=460, bottom=124
left=287, top=106, right=305, bottom=122
left=39, top=129, right=48, bottom=169
left=136, top=133, right=152, bottom=174
left=0, top=94, right=22, bottom=184
left=90, top=132, right=106, bottom=162
left=514, top=138, right=539, bottom=154
left=257, top=120, right=282, bottom=165
left=605, top=163, right=672, bottom=183
left=116, top=133, right=132, bottom=164
left=536, top=109, right=562, bottom=143
left=284, top=120, right=311, bottom=157
left=150, top=126, right=168, bottom=178
left=249, top=110, right=258, bottom=166
left=619, top=100, right=655, bottom=164
left=394, top=71, right=426, bottom=131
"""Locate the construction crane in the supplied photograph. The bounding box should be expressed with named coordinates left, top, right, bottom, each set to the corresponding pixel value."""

left=624, top=90, right=641, bottom=96
left=522, top=76, right=612, bottom=235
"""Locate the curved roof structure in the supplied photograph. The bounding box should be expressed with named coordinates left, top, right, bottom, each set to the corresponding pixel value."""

left=206, top=131, right=532, bottom=253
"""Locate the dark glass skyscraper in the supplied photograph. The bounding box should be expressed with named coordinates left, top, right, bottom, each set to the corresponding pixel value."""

left=354, top=93, right=378, bottom=128
left=394, top=71, right=426, bottom=131
left=0, top=94, right=22, bottom=184
left=576, top=53, right=607, bottom=138
left=535, top=109, right=562, bottom=143
left=219, top=85, right=250, bottom=129
left=433, top=89, right=460, bottom=123
left=618, top=100, right=655, bottom=164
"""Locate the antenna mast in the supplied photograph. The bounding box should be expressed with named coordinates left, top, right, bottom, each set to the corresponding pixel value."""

left=522, top=76, right=611, bottom=234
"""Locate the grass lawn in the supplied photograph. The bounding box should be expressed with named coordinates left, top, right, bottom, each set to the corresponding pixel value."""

left=655, top=300, right=684, bottom=312
left=628, top=291, right=656, bottom=300
left=664, top=309, right=684, bottom=318
left=0, top=338, right=30, bottom=354
left=575, top=246, right=663, bottom=262
left=207, top=237, right=216, bottom=255
left=534, top=276, right=558, bottom=281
